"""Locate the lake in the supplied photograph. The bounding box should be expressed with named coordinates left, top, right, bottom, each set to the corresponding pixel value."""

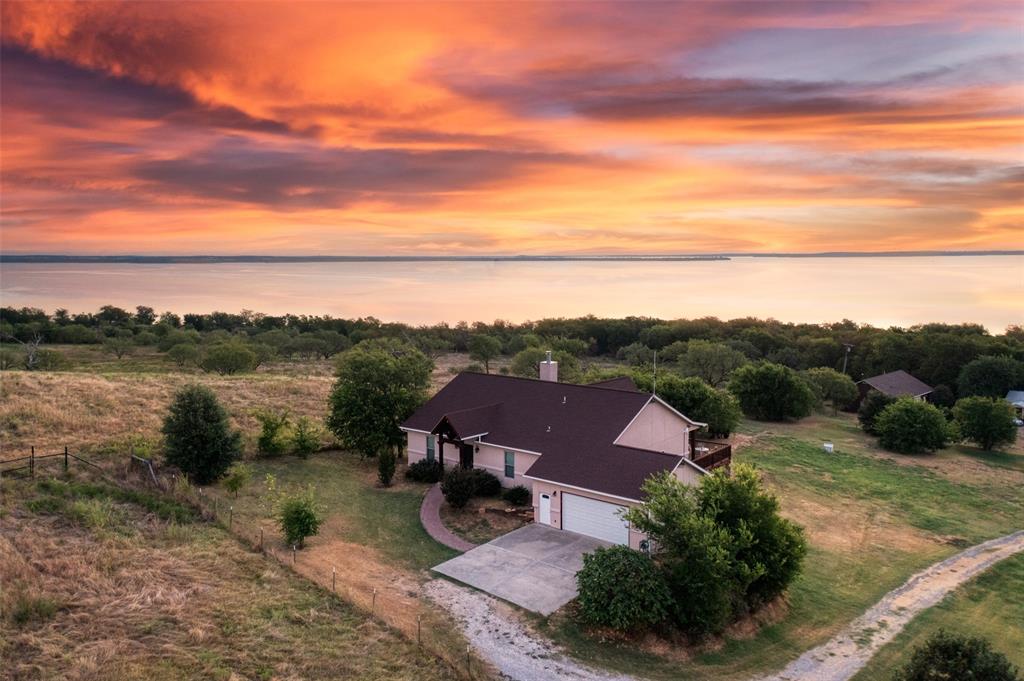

left=1, top=256, right=1021, bottom=331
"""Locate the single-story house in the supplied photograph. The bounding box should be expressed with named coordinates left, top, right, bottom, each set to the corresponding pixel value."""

left=1006, top=390, right=1024, bottom=420
left=851, top=369, right=933, bottom=410
left=400, top=354, right=731, bottom=548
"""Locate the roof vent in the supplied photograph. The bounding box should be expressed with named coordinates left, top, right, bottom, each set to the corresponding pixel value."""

left=562, top=396, right=566, bottom=404
left=546, top=425, right=551, bottom=433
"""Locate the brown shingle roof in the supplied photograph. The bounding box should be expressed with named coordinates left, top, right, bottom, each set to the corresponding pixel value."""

left=586, top=376, right=640, bottom=392
left=859, top=370, right=933, bottom=397
left=402, top=372, right=684, bottom=500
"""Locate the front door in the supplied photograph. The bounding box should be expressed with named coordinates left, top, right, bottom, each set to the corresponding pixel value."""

left=539, top=494, right=552, bottom=525
left=459, top=443, right=474, bottom=469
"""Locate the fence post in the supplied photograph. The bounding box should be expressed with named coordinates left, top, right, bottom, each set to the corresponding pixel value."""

left=332, top=566, right=336, bottom=592
left=260, top=527, right=264, bottom=551
left=229, top=506, right=233, bottom=529
left=30, top=446, right=35, bottom=478
left=292, top=545, right=296, bottom=564
left=64, top=446, right=69, bottom=472
left=372, top=588, right=377, bottom=615
left=417, top=614, right=421, bottom=644
left=466, top=645, right=471, bottom=677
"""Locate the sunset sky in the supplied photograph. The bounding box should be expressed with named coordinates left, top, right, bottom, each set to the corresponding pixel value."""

left=1, top=1, right=1021, bottom=255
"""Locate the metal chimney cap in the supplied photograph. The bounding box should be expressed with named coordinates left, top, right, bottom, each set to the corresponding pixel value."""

left=545, top=350, right=552, bottom=362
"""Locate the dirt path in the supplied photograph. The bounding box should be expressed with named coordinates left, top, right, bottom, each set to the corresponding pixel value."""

left=757, top=529, right=1024, bottom=681
left=428, top=530, right=1024, bottom=681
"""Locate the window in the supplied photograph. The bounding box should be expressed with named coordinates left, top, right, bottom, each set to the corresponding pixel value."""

left=426, top=435, right=436, bottom=463
left=504, top=450, right=515, bottom=479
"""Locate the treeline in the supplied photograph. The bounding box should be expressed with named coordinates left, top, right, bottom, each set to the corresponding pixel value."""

left=2, top=305, right=1022, bottom=394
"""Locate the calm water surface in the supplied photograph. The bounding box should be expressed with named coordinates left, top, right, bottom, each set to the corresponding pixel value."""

left=1, top=256, right=1021, bottom=330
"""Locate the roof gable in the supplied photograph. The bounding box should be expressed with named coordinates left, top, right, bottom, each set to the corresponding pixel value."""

left=859, top=370, right=933, bottom=397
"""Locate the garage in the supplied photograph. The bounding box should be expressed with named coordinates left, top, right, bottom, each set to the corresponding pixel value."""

left=562, top=493, right=630, bottom=545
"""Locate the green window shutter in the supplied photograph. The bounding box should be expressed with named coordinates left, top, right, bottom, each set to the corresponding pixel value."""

left=504, top=450, right=515, bottom=478
left=426, top=435, right=435, bottom=463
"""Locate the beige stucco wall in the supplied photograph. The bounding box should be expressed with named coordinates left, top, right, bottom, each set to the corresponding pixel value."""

left=615, top=400, right=691, bottom=456
left=673, top=461, right=703, bottom=485
left=530, top=480, right=648, bottom=550
left=404, top=431, right=537, bottom=489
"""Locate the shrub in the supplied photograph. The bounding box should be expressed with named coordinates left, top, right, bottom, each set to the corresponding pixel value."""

left=802, top=367, right=859, bottom=415
left=893, top=630, right=1019, bottom=681
left=10, top=594, right=60, bottom=627
left=503, top=485, right=531, bottom=506
left=0, top=347, right=24, bottom=370
left=200, top=342, right=257, bottom=375
left=876, top=398, right=953, bottom=454
left=291, top=416, right=321, bottom=457
left=405, top=459, right=444, bottom=483
left=466, top=468, right=502, bottom=497
left=441, top=468, right=475, bottom=509
left=103, top=336, right=134, bottom=359
left=576, top=546, right=672, bottom=632
left=255, top=410, right=290, bottom=456
left=222, top=463, right=252, bottom=498
left=728, top=362, right=816, bottom=421
left=858, top=389, right=896, bottom=435
left=953, top=397, right=1017, bottom=451
left=162, top=385, right=241, bottom=484
left=277, top=487, right=323, bottom=549
left=377, top=450, right=397, bottom=486
left=167, top=342, right=201, bottom=368
left=34, top=349, right=70, bottom=371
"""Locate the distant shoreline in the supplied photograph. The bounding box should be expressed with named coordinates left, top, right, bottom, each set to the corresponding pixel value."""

left=1, top=251, right=1021, bottom=264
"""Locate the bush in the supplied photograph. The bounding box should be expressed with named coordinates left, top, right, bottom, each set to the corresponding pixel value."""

left=34, top=348, right=70, bottom=371
left=893, top=630, right=1019, bottom=681
left=103, top=336, right=134, bottom=359
left=576, top=546, right=672, bottom=632
left=876, top=398, right=953, bottom=454
left=222, top=463, right=252, bottom=498
left=728, top=362, right=816, bottom=421
left=277, top=487, right=322, bottom=548
left=378, top=450, right=397, bottom=486
left=466, top=468, right=502, bottom=497
left=858, top=389, right=896, bottom=435
left=405, top=459, right=444, bottom=483
left=953, top=397, right=1017, bottom=451
left=10, top=594, right=60, bottom=627
left=255, top=410, right=290, bottom=456
left=700, top=388, right=743, bottom=438
left=503, top=485, right=531, bottom=506
left=200, top=342, right=257, bottom=375
left=441, top=468, right=475, bottom=509
left=802, top=367, right=858, bottom=415
left=0, top=347, right=24, bottom=370
left=166, top=342, right=201, bottom=368
left=291, top=416, right=321, bottom=457
left=162, top=385, right=241, bottom=484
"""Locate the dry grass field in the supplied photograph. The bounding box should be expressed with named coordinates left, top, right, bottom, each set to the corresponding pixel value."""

left=0, top=473, right=456, bottom=681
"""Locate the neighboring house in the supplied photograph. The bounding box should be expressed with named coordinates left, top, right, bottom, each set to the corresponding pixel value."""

left=851, top=369, right=934, bottom=409
left=1006, top=390, right=1024, bottom=420
left=400, top=354, right=731, bottom=548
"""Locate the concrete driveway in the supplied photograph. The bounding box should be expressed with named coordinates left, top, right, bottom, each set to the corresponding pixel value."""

left=431, top=524, right=610, bottom=615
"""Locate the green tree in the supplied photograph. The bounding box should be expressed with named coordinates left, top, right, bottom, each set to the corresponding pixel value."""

left=166, top=342, right=201, bottom=368
left=958, top=356, right=1024, bottom=399
left=875, top=398, right=953, bottom=454
left=576, top=546, right=672, bottom=632
left=467, top=334, right=502, bottom=373
left=893, top=630, right=1019, bottom=681
left=162, top=385, right=241, bottom=484
left=291, top=416, right=321, bottom=457
left=803, top=367, right=859, bottom=415
left=255, top=410, right=290, bottom=456
left=200, top=343, right=257, bottom=375
left=509, top=347, right=581, bottom=382
left=377, top=449, right=397, bottom=486
left=858, top=389, right=896, bottom=435
left=222, top=463, right=252, bottom=498
left=327, top=339, right=432, bottom=458
left=678, top=340, right=748, bottom=387
left=728, top=362, right=816, bottom=421
left=953, top=397, right=1017, bottom=451
left=634, top=373, right=742, bottom=437
left=277, top=487, right=323, bottom=549
left=103, top=336, right=134, bottom=359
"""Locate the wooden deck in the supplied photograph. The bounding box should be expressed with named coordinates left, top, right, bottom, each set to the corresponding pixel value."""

left=692, top=439, right=732, bottom=471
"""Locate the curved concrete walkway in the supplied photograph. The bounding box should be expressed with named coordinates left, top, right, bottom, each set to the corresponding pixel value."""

left=420, top=483, right=477, bottom=552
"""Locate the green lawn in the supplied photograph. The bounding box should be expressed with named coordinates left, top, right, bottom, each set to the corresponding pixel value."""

left=541, top=413, right=1024, bottom=681
left=852, top=552, right=1024, bottom=680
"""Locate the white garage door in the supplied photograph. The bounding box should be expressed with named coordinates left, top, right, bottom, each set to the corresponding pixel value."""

left=562, top=493, right=630, bottom=545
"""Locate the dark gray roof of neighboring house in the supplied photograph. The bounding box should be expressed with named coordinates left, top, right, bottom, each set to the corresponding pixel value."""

left=858, top=370, right=933, bottom=397
left=586, top=376, right=640, bottom=392
left=402, top=372, right=684, bottom=500
left=1006, top=390, right=1024, bottom=405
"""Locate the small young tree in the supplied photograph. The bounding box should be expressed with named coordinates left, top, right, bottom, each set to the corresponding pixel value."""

left=162, top=385, right=241, bottom=484
left=377, top=449, right=397, bottom=486
left=576, top=546, right=672, bottom=632
left=677, top=340, right=748, bottom=387
left=103, top=336, right=134, bottom=359
left=201, top=343, right=257, bottom=375
left=291, top=416, right=321, bottom=457
left=728, top=362, right=816, bottom=421
left=255, top=410, right=290, bottom=456
left=222, top=463, right=252, bottom=498
left=166, top=342, right=201, bottom=368
left=467, top=334, right=503, bottom=373
left=802, top=367, right=859, bottom=415
left=858, top=389, right=896, bottom=435
left=893, top=630, right=1019, bottom=681
left=277, top=487, right=323, bottom=549
left=875, top=398, right=953, bottom=454
left=953, top=397, right=1017, bottom=451
left=327, top=339, right=432, bottom=458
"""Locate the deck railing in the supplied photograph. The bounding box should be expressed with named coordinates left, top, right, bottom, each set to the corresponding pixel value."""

left=692, top=440, right=732, bottom=471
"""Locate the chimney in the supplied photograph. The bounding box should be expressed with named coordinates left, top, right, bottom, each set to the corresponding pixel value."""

left=539, top=350, right=559, bottom=382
